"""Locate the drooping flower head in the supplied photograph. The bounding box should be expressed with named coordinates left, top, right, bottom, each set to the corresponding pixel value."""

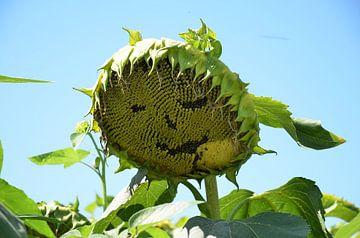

left=89, top=22, right=264, bottom=184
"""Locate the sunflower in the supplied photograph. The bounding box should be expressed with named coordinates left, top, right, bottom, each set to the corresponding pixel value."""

left=89, top=22, right=262, bottom=183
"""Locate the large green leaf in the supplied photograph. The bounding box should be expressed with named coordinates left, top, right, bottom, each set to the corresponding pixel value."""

left=251, top=95, right=345, bottom=149
left=322, top=193, right=359, bottom=222
left=28, top=148, right=90, bottom=168
left=220, top=177, right=330, bottom=238
left=182, top=212, right=309, bottom=238
left=0, top=203, right=28, bottom=238
left=0, top=179, right=55, bottom=238
left=251, top=95, right=297, bottom=139
left=335, top=213, right=360, bottom=238
left=0, top=140, right=3, bottom=176
left=0, top=75, right=51, bottom=83
left=92, top=180, right=177, bottom=234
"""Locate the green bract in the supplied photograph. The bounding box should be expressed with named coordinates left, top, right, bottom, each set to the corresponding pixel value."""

left=89, top=26, right=260, bottom=182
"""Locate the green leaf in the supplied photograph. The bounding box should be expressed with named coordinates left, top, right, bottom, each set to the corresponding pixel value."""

left=85, top=194, right=102, bottom=216
left=251, top=95, right=345, bottom=150
left=128, top=201, right=199, bottom=228
left=59, top=230, right=82, bottom=238
left=0, top=140, right=3, bottom=176
left=137, top=227, right=170, bottom=238
left=73, top=87, right=93, bottom=97
left=0, top=75, right=52, bottom=83
left=29, top=148, right=90, bottom=168
left=219, top=189, right=254, bottom=219
left=0, top=179, right=55, bottom=238
left=123, top=28, right=143, bottom=46
left=251, top=95, right=297, bottom=140
left=293, top=118, right=345, bottom=150
left=113, top=151, right=135, bottom=173
left=59, top=224, right=94, bottom=238
left=220, top=177, right=330, bottom=238
left=92, top=180, right=177, bottom=234
left=182, top=212, right=309, bottom=238
left=322, top=193, right=359, bottom=222
left=0, top=203, right=28, bottom=238
left=335, top=213, right=360, bottom=238
left=328, top=222, right=346, bottom=236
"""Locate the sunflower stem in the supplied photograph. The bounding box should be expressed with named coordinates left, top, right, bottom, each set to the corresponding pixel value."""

left=204, top=175, right=220, bottom=219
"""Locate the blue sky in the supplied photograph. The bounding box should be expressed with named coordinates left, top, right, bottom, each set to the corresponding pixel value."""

left=1, top=0, right=359, bottom=219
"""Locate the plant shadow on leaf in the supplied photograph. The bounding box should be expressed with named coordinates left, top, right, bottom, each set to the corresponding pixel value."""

left=92, top=180, right=177, bottom=234
left=182, top=212, right=310, bottom=238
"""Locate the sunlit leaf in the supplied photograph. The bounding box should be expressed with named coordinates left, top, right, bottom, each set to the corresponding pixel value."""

left=0, top=75, right=52, bottom=83
left=92, top=180, right=177, bottom=234
left=0, top=179, right=55, bottom=238
left=220, top=177, right=330, bottom=238
left=251, top=95, right=297, bottom=140
left=123, top=28, right=143, bottom=46
left=182, top=212, right=309, bottom=238
left=0, top=140, right=3, bottom=176
left=322, top=193, right=359, bottom=222
left=0, top=204, right=28, bottom=238
left=85, top=194, right=102, bottom=216
left=73, top=87, right=93, bottom=97
left=293, top=118, right=345, bottom=150
left=128, top=201, right=199, bottom=228
left=137, top=227, right=170, bottom=238
left=251, top=95, right=345, bottom=150
left=59, top=224, right=94, bottom=238
left=70, top=133, right=87, bottom=150
left=29, top=148, right=90, bottom=168
left=335, top=213, right=360, bottom=238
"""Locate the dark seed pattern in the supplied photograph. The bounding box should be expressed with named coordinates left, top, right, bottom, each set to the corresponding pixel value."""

left=94, top=59, right=239, bottom=176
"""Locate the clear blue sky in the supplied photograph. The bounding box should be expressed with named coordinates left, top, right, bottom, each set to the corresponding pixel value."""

left=1, top=0, right=359, bottom=219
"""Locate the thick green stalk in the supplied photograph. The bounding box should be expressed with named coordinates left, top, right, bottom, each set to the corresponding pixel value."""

left=88, top=133, right=108, bottom=211
left=204, top=175, right=220, bottom=219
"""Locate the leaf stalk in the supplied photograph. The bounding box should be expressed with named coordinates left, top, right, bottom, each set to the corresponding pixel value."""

left=88, top=133, right=108, bottom=211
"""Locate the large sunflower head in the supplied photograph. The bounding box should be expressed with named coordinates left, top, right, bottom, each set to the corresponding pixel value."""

left=89, top=22, right=262, bottom=183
